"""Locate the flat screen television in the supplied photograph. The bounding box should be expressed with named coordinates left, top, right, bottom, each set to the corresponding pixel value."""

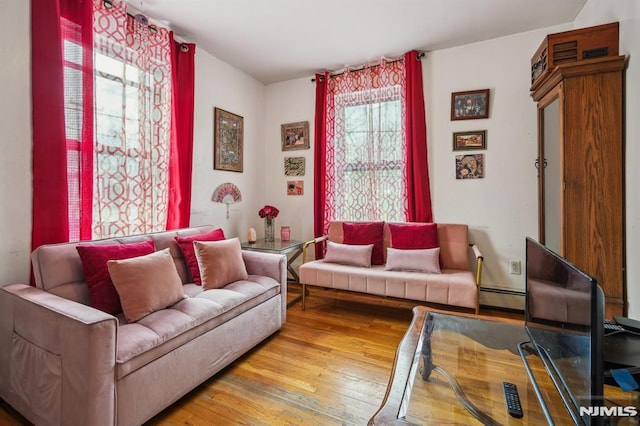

left=524, top=237, right=604, bottom=425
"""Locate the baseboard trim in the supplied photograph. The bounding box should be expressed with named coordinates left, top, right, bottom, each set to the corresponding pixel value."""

left=480, top=286, right=525, bottom=311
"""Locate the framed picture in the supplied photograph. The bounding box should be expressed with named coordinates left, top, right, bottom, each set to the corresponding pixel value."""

left=456, top=154, right=484, bottom=179
left=284, top=157, right=305, bottom=176
left=213, top=107, right=243, bottom=172
left=453, top=130, right=487, bottom=151
left=451, top=89, right=490, bottom=120
left=281, top=121, right=310, bottom=151
left=287, top=180, right=304, bottom=195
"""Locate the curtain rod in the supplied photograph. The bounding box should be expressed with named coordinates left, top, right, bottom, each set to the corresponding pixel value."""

left=311, top=51, right=426, bottom=82
left=103, top=0, right=191, bottom=51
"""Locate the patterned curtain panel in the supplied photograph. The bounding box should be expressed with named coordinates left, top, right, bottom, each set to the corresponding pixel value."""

left=33, top=0, right=193, bottom=254
left=90, top=0, right=172, bottom=238
left=322, top=60, right=408, bottom=231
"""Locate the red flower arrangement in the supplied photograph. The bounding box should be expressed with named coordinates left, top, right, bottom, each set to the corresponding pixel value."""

left=258, top=205, right=279, bottom=220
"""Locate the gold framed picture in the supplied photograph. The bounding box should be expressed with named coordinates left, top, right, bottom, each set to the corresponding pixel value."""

left=213, top=107, right=243, bottom=172
left=451, top=89, right=490, bottom=120
left=453, top=130, right=487, bottom=151
left=281, top=121, right=310, bottom=151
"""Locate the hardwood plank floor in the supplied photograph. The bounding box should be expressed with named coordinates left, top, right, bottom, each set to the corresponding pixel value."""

left=0, top=287, right=522, bottom=426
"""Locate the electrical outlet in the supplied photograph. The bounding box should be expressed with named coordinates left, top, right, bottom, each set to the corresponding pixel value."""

left=510, top=260, right=521, bottom=275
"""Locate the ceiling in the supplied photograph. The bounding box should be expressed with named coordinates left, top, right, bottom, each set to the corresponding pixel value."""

left=127, top=0, right=587, bottom=84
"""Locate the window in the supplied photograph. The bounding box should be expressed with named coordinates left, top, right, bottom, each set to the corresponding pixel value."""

left=31, top=0, right=195, bottom=251
left=336, top=88, right=406, bottom=222
left=322, top=63, right=409, bottom=227
left=61, top=10, right=172, bottom=240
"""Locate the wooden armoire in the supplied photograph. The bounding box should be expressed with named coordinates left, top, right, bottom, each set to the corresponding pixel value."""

left=530, top=22, right=626, bottom=317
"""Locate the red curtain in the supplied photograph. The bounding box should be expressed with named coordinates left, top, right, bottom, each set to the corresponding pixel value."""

left=313, top=52, right=432, bottom=258
left=313, top=72, right=329, bottom=259
left=404, top=50, right=433, bottom=222
left=31, top=0, right=94, bottom=250
left=167, top=39, right=196, bottom=229
left=32, top=0, right=196, bottom=250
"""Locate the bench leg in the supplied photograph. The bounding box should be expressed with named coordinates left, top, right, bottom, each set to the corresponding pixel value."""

left=302, top=284, right=306, bottom=310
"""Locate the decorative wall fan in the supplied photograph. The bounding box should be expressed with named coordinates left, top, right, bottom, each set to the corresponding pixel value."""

left=211, top=183, right=242, bottom=219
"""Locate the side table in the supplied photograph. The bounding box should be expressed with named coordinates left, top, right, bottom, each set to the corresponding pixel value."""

left=241, top=238, right=307, bottom=307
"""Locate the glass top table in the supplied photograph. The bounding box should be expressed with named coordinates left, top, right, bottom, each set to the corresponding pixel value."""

left=241, top=238, right=307, bottom=306
left=369, top=307, right=638, bottom=425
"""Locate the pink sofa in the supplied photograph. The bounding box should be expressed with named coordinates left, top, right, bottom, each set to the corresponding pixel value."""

left=299, top=222, right=483, bottom=313
left=0, top=226, right=287, bottom=426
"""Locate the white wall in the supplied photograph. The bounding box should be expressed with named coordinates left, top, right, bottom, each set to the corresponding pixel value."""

left=0, top=0, right=32, bottom=285
left=2, top=0, right=637, bottom=316
left=263, top=78, right=316, bottom=243
left=189, top=49, right=267, bottom=239
left=573, top=0, right=640, bottom=318
left=263, top=27, right=570, bottom=308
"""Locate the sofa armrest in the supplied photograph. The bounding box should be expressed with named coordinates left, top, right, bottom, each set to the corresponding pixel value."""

left=0, top=284, right=117, bottom=426
left=242, top=251, right=287, bottom=322
left=470, top=243, right=483, bottom=286
left=302, top=235, right=329, bottom=263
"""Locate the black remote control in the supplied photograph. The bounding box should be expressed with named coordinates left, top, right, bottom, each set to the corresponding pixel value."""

left=503, top=382, right=523, bottom=418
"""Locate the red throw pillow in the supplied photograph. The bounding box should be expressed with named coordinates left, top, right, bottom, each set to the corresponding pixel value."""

left=76, top=239, right=156, bottom=315
left=175, top=228, right=226, bottom=285
left=342, top=221, right=385, bottom=265
left=389, top=223, right=439, bottom=249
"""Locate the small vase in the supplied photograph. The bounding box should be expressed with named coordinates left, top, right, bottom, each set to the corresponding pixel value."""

left=280, top=226, right=290, bottom=241
left=264, top=218, right=275, bottom=242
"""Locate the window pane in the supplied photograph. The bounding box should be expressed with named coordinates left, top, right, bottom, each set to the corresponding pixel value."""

left=333, top=85, right=405, bottom=222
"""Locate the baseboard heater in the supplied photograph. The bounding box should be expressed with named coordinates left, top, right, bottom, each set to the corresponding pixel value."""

left=480, top=287, right=525, bottom=296
left=479, top=286, right=525, bottom=311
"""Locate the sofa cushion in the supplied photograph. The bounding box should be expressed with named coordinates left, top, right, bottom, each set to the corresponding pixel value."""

left=385, top=247, right=441, bottom=273
left=388, top=222, right=439, bottom=249
left=76, top=239, right=155, bottom=314
left=115, top=274, right=281, bottom=379
left=194, top=238, right=248, bottom=290
left=175, top=228, right=226, bottom=285
left=107, top=248, right=186, bottom=323
left=342, top=221, right=385, bottom=265
left=324, top=241, right=373, bottom=267
left=299, top=260, right=477, bottom=309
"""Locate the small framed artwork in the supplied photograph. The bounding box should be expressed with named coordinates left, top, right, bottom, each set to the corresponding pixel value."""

left=287, top=180, right=304, bottom=195
left=213, top=107, right=243, bottom=172
left=284, top=157, right=305, bottom=176
left=281, top=121, right=310, bottom=151
left=456, top=154, right=484, bottom=179
left=451, top=89, right=490, bottom=120
left=453, top=130, right=487, bottom=151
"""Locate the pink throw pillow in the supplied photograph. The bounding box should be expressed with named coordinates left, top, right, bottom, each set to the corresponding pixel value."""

left=107, top=248, right=186, bottom=322
left=389, top=223, right=439, bottom=249
left=175, top=228, right=226, bottom=285
left=342, top=221, right=385, bottom=265
left=193, top=238, right=249, bottom=290
left=324, top=241, right=374, bottom=268
left=385, top=247, right=441, bottom=273
left=76, top=239, right=155, bottom=314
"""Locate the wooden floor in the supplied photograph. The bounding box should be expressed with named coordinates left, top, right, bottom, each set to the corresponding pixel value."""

left=0, top=286, right=522, bottom=426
